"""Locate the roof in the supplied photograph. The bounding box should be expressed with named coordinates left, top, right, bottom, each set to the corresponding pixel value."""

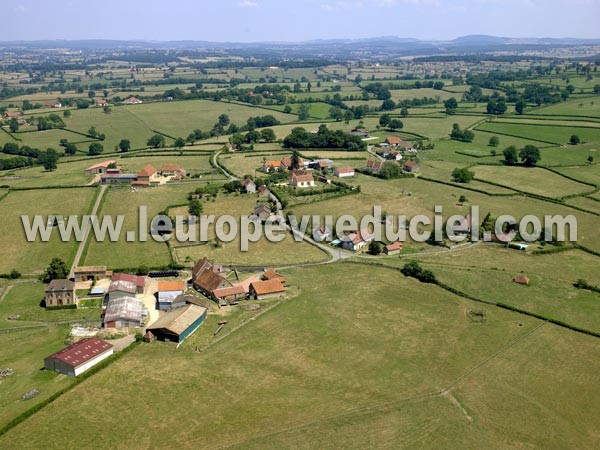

left=264, top=160, right=282, bottom=167
left=124, top=97, right=141, bottom=103
left=281, top=156, right=304, bottom=167
left=335, top=167, right=354, bottom=174
left=46, top=279, right=74, bottom=292
left=174, top=293, right=212, bottom=309
left=108, top=279, right=137, bottom=295
left=192, top=258, right=213, bottom=279
left=242, top=178, right=255, bottom=186
left=254, top=204, right=272, bottom=215
left=103, top=297, right=143, bottom=324
left=147, top=304, right=207, bottom=336
left=385, top=242, right=403, bottom=252
left=74, top=265, right=107, bottom=273
left=138, top=164, right=157, bottom=177
left=212, top=285, right=246, bottom=299
left=45, top=338, right=112, bottom=368
left=112, top=273, right=145, bottom=289
left=366, top=160, right=384, bottom=171
left=131, top=180, right=150, bottom=186
left=195, top=268, right=230, bottom=292
left=90, top=287, right=105, bottom=295
left=263, top=269, right=284, bottom=280
left=85, top=160, right=116, bottom=172
left=158, top=280, right=185, bottom=292
left=160, top=164, right=182, bottom=172
left=347, top=228, right=373, bottom=245
left=250, top=279, right=286, bottom=295
left=404, top=160, right=419, bottom=168
left=290, top=170, right=314, bottom=183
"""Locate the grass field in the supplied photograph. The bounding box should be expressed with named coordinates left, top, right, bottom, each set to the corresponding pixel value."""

left=83, top=183, right=195, bottom=269
left=476, top=121, right=600, bottom=146
left=472, top=165, right=594, bottom=198
left=527, top=97, right=600, bottom=118
left=0, top=188, right=97, bottom=274
left=2, top=263, right=600, bottom=448
left=170, top=194, right=328, bottom=266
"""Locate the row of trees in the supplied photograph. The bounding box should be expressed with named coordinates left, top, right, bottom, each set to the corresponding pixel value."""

left=282, top=125, right=366, bottom=151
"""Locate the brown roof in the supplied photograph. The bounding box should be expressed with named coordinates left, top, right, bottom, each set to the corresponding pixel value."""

left=5, top=111, right=21, bottom=118
left=281, top=156, right=304, bottom=167
left=158, top=281, right=185, bottom=292
left=250, top=279, right=286, bottom=295
left=366, top=160, right=384, bottom=171
left=404, top=160, right=419, bottom=168
left=112, top=273, right=146, bottom=289
left=264, top=160, right=282, bottom=168
left=242, top=178, right=255, bottom=186
left=45, top=338, right=112, bottom=368
left=290, top=170, right=314, bottom=183
left=174, top=293, right=211, bottom=309
left=46, top=279, right=75, bottom=292
left=195, top=269, right=230, bottom=292
left=212, top=285, right=246, bottom=299
left=263, top=269, right=284, bottom=280
left=335, top=167, right=354, bottom=174
left=138, top=164, right=157, bottom=177
left=147, top=304, right=206, bottom=336
left=192, top=258, right=213, bottom=279
left=385, top=242, right=403, bottom=252
left=160, top=164, right=182, bottom=172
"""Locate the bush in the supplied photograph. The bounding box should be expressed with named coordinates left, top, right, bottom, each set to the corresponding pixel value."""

left=400, top=260, right=437, bottom=284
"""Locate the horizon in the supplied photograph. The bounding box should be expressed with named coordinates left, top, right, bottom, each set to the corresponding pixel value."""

left=2, top=0, right=600, bottom=42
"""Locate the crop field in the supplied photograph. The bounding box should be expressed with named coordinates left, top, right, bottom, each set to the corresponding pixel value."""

left=0, top=188, right=97, bottom=274
left=170, top=194, right=328, bottom=266
left=472, top=165, right=594, bottom=198
left=2, top=263, right=600, bottom=448
left=83, top=183, right=196, bottom=269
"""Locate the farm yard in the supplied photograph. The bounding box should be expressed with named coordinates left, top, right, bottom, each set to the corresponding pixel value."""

left=0, top=32, right=599, bottom=450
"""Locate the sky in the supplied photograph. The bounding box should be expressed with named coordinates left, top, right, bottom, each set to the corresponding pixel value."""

left=2, top=0, right=599, bottom=42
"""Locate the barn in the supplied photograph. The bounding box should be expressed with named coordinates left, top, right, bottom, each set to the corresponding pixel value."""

left=147, top=304, right=207, bottom=344
left=44, top=338, right=113, bottom=377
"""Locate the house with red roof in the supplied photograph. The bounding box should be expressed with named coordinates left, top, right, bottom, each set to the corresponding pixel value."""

left=341, top=228, right=374, bottom=252
left=44, top=338, right=113, bottom=376
left=84, top=160, right=116, bottom=175
left=262, top=160, right=282, bottom=172
left=134, top=164, right=159, bottom=186
left=289, top=170, right=315, bottom=188
left=333, top=167, right=355, bottom=178
left=123, top=97, right=143, bottom=105
left=384, top=242, right=403, bottom=255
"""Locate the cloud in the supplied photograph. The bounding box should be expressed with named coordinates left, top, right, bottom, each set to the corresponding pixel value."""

left=237, top=0, right=258, bottom=6
left=13, top=4, right=31, bottom=13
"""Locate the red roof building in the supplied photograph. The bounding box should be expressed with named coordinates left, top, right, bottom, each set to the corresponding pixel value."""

left=44, top=338, right=114, bottom=377
left=111, top=273, right=146, bottom=294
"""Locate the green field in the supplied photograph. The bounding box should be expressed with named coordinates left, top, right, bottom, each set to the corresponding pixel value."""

left=0, top=188, right=97, bottom=274
left=2, top=263, right=600, bottom=448
left=476, top=121, right=600, bottom=146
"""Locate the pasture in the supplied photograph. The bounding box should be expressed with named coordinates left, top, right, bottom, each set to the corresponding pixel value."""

left=2, top=263, right=600, bottom=448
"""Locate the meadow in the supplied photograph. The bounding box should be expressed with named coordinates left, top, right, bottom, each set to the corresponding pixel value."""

left=2, top=263, right=600, bottom=448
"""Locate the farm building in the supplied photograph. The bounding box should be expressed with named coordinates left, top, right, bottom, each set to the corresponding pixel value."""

left=289, top=170, right=315, bottom=188
left=242, top=178, right=256, bottom=193
left=251, top=204, right=273, bottom=222
left=366, top=160, right=384, bottom=174
left=384, top=242, right=403, bottom=255
left=107, top=279, right=138, bottom=302
left=111, top=273, right=146, bottom=294
left=147, top=304, right=207, bottom=344
left=192, top=258, right=233, bottom=298
left=44, top=338, right=113, bottom=377
left=101, top=173, right=137, bottom=184
left=341, top=228, right=374, bottom=252
left=280, top=156, right=304, bottom=170
left=136, top=164, right=159, bottom=185
left=123, top=97, right=142, bottom=104
left=385, top=137, right=415, bottom=151
left=249, top=279, right=286, bottom=300
left=262, top=269, right=285, bottom=282
left=262, top=160, right=282, bottom=172
left=307, top=159, right=333, bottom=170
left=73, top=265, right=111, bottom=282
left=84, top=161, right=116, bottom=175
left=403, top=161, right=419, bottom=173
left=212, top=285, right=246, bottom=306
left=173, top=293, right=212, bottom=309
left=44, top=101, right=62, bottom=108
left=157, top=280, right=186, bottom=310
left=513, top=275, right=531, bottom=286
left=45, top=279, right=77, bottom=307
left=160, top=164, right=186, bottom=178
left=313, top=225, right=332, bottom=242
left=333, top=167, right=355, bottom=178
left=257, top=185, right=270, bottom=197
left=103, top=297, right=145, bottom=328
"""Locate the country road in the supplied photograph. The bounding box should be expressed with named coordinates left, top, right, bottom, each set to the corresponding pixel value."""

left=69, top=185, right=107, bottom=278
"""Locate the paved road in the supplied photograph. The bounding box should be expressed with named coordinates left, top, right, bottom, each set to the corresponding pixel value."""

left=367, top=144, right=384, bottom=161
left=69, top=185, right=107, bottom=278
left=213, top=150, right=238, bottom=181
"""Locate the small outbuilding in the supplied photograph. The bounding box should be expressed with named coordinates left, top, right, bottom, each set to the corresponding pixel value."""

left=249, top=279, right=286, bottom=300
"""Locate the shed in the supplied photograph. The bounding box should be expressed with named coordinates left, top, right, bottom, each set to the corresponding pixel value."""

left=147, top=304, right=207, bottom=344
left=44, top=338, right=113, bottom=377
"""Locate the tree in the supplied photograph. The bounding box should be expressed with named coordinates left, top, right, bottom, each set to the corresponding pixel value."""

left=88, top=142, right=104, bottom=156
left=368, top=241, right=383, bottom=255
left=388, top=119, right=403, bottom=131
left=570, top=135, right=580, bottom=145
left=63, top=109, right=71, bottom=118
left=88, top=90, right=96, bottom=99
left=400, top=107, right=409, bottom=117
left=188, top=199, right=203, bottom=217
left=41, top=257, right=68, bottom=283
left=515, top=100, right=526, bottom=115
left=8, top=118, right=19, bottom=133
left=451, top=167, right=475, bottom=183
left=298, top=103, right=310, bottom=121
left=489, top=136, right=500, bottom=147
left=147, top=134, right=166, bottom=148
left=291, top=150, right=301, bottom=170
left=64, top=143, right=78, bottom=155
left=503, top=146, right=518, bottom=165
left=118, top=139, right=131, bottom=152
left=444, top=97, right=458, bottom=115
left=379, top=114, right=391, bottom=128
left=519, top=145, right=540, bottom=166
left=217, top=114, right=230, bottom=127
left=260, top=128, right=276, bottom=142
left=174, top=137, right=186, bottom=149
left=87, top=126, right=97, bottom=137
left=329, top=106, right=343, bottom=121
left=588, top=156, right=594, bottom=165
left=39, top=148, right=59, bottom=170
left=381, top=99, right=396, bottom=111
left=459, top=195, right=468, bottom=203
